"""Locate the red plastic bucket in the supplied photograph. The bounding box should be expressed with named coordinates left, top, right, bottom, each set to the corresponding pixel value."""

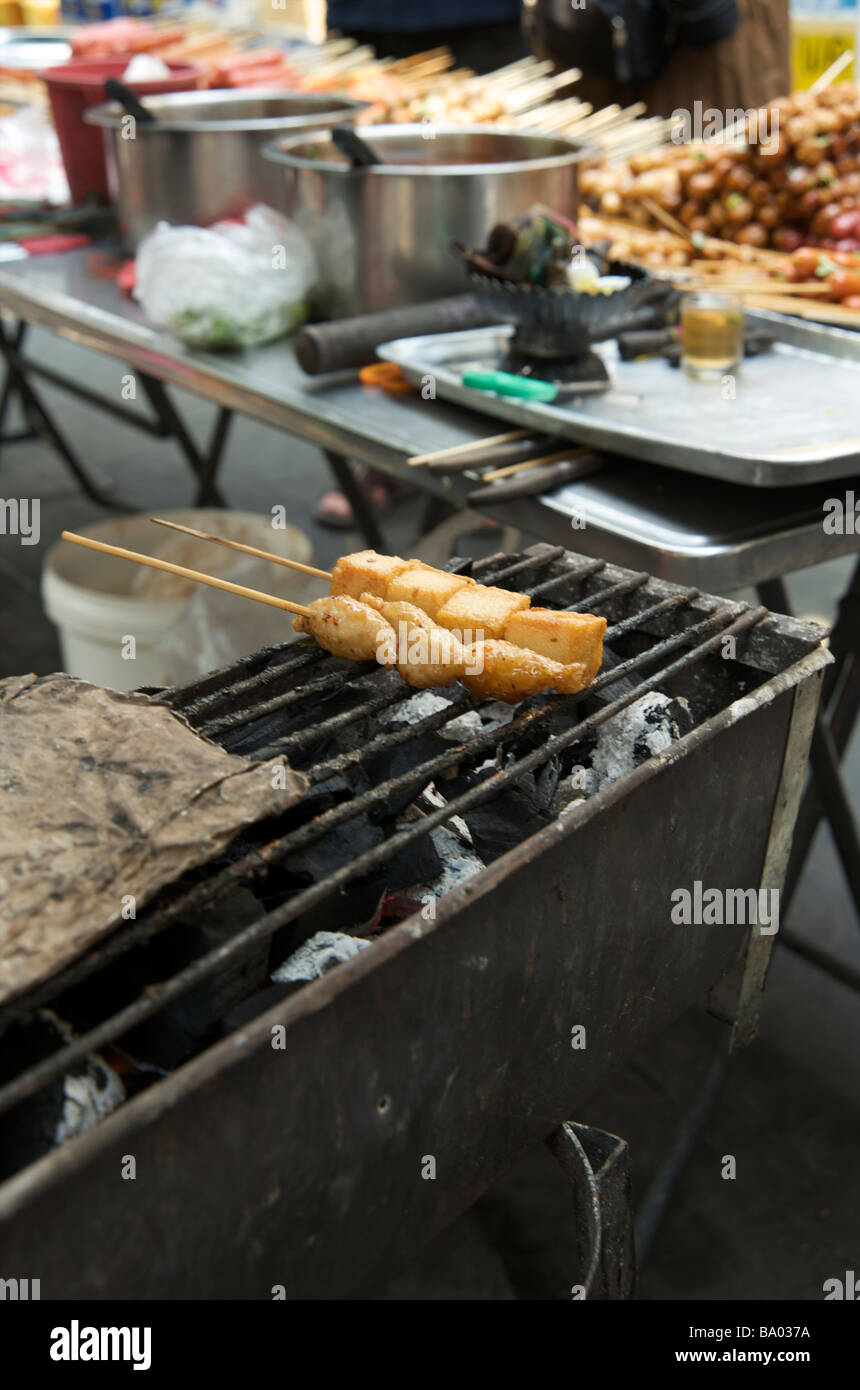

left=42, top=60, right=202, bottom=205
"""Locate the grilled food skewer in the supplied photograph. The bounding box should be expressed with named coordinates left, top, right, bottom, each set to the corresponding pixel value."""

left=150, top=517, right=332, bottom=579
left=61, top=534, right=605, bottom=704
left=141, top=528, right=605, bottom=675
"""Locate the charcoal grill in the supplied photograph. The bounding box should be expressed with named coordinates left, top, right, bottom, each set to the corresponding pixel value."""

left=0, top=544, right=830, bottom=1298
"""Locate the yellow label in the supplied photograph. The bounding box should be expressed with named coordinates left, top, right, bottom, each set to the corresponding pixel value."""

left=791, top=20, right=856, bottom=89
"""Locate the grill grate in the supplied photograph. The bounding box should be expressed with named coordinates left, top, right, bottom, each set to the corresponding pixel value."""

left=0, top=544, right=773, bottom=1129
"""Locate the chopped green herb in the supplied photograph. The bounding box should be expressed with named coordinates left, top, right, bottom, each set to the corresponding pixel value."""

left=691, top=230, right=706, bottom=250
left=815, top=257, right=839, bottom=278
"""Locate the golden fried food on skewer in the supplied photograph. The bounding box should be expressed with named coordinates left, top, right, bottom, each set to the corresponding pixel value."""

left=462, top=639, right=590, bottom=703
left=330, top=549, right=413, bottom=600
left=504, top=609, right=607, bottom=684
left=435, top=583, right=531, bottom=640
left=383, top=562, right=475, bottom=618
left=293, top=595, right=396, bottom=665
left=362, top=594, right=468, bottom=689
left=150, top=528, right=605, bottom=681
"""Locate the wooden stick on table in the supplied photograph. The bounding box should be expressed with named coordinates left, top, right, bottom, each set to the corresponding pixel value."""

left=150, top=517, right=332, bottom=580
left=407, top=429, right=531, bottom=466
left=480, top=447, right=588, bottom=482
left=60, top=531, right=313, bottom=616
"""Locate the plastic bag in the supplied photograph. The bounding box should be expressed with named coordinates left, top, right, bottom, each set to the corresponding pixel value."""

left=134, top=204, right=316, bottom=349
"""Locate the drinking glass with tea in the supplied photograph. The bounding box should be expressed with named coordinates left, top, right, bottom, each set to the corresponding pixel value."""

left=681, top=292, right=744, bottom=378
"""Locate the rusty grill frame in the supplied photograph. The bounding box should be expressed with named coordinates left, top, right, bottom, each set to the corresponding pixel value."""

left=0, top=543, right=830, bottom=1298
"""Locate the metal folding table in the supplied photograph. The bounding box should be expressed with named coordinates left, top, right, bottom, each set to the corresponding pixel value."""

left=0, top=247, right=856, bottom=934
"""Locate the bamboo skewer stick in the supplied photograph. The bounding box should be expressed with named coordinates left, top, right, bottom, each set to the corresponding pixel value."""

left=677, top=279, right=834, bottom=296
left=407, top=429, right=531, bottom=466
left=640, top=196, right=691, bottom=242
left=811, top=48, right=854, bottom=93
left=150, top=518, right=332, bottom=579
left=481, top=447, right=588, bottom=482
left=60, top=532, right=313, bottom=616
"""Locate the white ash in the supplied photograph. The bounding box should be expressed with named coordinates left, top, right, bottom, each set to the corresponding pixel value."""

left=417, top=826, right=485, bottom=905
left=591, top=693, right=693, bottom=786
left=555, top=765, right=600, bottom=814
left=272, top=930, right=372, bottom=984
left=54, top=1059, right=125, bottom=1147
left=381, top=690, right=451, bottom=724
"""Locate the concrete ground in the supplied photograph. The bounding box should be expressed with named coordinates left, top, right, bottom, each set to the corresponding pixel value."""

left=1, top=327, right=857, bottom=1301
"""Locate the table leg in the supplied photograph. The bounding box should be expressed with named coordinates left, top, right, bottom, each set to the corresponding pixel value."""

left=757, top=569, right=860, bottom=923
left=0, top=321, right=38, bottom=445
left=138, top=375, right=227, bottom=507
left=0, top=319, right=121, bottom=508
left=323, top=450, right=386, bottom=550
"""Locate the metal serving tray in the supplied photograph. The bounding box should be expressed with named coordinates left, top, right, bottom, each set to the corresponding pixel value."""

left=380, top=310, right=860, bottom=488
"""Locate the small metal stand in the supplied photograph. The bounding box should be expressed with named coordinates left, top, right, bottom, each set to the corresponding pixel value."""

left=545, top=1121, right=636, bottom=1300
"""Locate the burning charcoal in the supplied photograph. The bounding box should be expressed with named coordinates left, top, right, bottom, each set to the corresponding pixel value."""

left=463, top=782, right=552, bottom=863
left=114, top=887, right=269, bottom=1070
left=385, top=830, right=443, bottom=893
left=272, top=930, right=372, bottom=984
left=420, top=784, right=474, bottom=846
left=283, top=818, right=383, bottom=884
left=0, top=1011, right=124, bottom=1182
left=415, top=827, right=486, bottom=906
left=591, top=693, right=693, bottom=786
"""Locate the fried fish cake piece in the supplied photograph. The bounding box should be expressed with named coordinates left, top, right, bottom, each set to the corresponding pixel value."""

left=363, top=593, right=467, bottom=688
left=293, top=595, right=396, bottom=665
left=462, top=639, right=589, bottom=704
left=330, top=549, right=411, bottom=601
left=435, top=584, right=530, bottom=641
left=383, top=561, right=474, bottom=618
left=503, top=608, right=606, bottom=683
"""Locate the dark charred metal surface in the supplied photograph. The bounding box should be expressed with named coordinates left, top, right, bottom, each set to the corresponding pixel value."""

left=0, top=670, right=821, bottom=1297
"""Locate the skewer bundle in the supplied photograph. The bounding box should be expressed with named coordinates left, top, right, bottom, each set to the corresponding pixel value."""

left=60, top=527, right=607, bottom=707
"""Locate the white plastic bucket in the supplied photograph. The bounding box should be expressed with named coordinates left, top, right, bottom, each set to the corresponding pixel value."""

left=42, top=510, right=314, bottom=692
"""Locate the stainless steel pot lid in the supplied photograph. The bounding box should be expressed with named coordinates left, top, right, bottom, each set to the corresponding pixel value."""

left=263, top=123, right=596, bottom=175
left=83, top=89, right=367, bottom=133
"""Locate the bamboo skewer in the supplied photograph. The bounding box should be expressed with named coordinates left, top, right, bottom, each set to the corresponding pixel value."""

left=811, top=48, right=854, bottom=93
left=150, top=518, right=332, bottom=579
left=640, top=196, right=691, bottom=242
left=407, top=429, right=531, bottom=466
left=481, top=447, right=588, bottom=482
left=60, top=532, right=313, bottom=616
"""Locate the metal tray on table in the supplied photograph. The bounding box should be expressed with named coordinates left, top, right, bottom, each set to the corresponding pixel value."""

left=379, top=309, right=860, bottom=488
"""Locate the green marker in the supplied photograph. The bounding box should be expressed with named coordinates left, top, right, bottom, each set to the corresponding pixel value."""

left=462, top=368, right=558, bottom=402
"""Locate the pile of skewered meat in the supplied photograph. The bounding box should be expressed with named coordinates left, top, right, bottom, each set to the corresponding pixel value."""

left=582, top=84, right=860, bottom=254
left=293, top=551, right=606, bottom=705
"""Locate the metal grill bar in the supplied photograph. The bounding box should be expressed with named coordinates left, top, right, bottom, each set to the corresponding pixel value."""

left=177, top=645, right=326, bottom=721
left=198, top=662, right=368, bottom=740
left=0, top=604, right=766, bottom=1121
left=606, top=590, right=700, bottom=640
left=565, top=573, right=650, bottom=612
left=471, top=547, right=565, bottom=584
left=526, top=560, right=606, bottom=600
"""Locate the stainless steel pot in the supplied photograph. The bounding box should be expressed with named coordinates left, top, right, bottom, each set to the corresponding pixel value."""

left=84, top=90, right=368, bottom=249
left=263, top=124, right=593, bottom=317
